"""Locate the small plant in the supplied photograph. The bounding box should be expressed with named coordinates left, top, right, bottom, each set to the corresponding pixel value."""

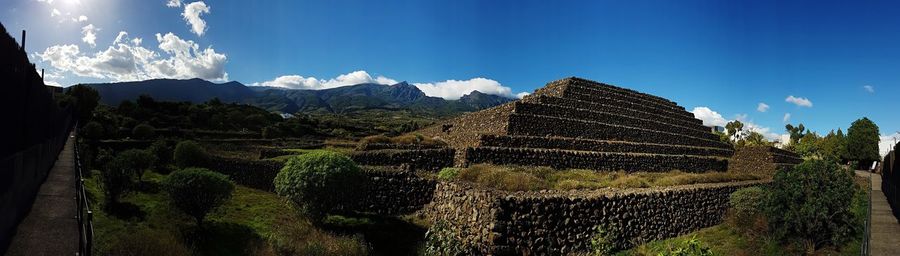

left=274, top=150, right=365, bottom=221
left=659, top=236, right=713, bottom=256
left=423, top=220, right=467, bottom=256
left=437, top=168, right=460, bottom=181
left=163, top=168, right=234, bottom=226
left=148, top=140, right=173, bottom=171
left=590, top=223, right=620, bottom=256
left=174, top=140, right=209, bottom=168
left=100, top=155, right=137, bottom=204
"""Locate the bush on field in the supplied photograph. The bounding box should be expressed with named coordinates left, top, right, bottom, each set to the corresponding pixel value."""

left=82, top=121, right=104, bottom=140
left=164, top=168, right=234, bottom=226
left=100, top=154, right=137, bottom=204
left=437, top=168, right=460, bottom=181
left=274, top=150, right=365, bottom=221
left=132, top=123, right=156, bottom=139
left=174, top=140, right=209, bottom=168
left=727, top=187, right=768, bottom=237
left=148, top=140, right=173, bottom=171
left=117, top=149, right=157, bottom=183
left=764, top=160, right=859, bottom=249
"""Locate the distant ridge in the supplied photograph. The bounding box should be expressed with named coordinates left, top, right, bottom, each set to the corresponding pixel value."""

left=82, top=78, right=515, bottom=116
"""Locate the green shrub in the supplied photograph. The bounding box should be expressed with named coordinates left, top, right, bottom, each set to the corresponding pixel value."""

left=164, top=168, right=234, bottom=226
left=423, top=220, right=467, bottom=256
left=100, top=154, right=138, bottom=204
left=117, top=149, right=157, bottom=183
left=659, top=236, right=714, bottom=256
left=132, top=123, right=156, bottom=139
left=82, top=121, right=104, bottom=140
left=589, top=223, right=620, bottom=255
left=727, top=187, right=768, bottom=236
left=148, top=140, right=173, bottom=170
left=437, top=168, right=460, bottom=181
left=764, top=160, right=859, bottom=249
left=274, top=150, right=365, bottom=221
left=174, top=140, right=209, bottom=168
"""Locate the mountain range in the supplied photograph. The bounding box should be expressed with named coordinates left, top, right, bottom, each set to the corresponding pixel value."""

left=83, top=78, right=515, bottom=116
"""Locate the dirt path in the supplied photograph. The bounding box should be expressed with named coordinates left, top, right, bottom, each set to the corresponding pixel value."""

left=5, top=134, right=77, bottom=256
left=856, top=170, right=900, bottom=256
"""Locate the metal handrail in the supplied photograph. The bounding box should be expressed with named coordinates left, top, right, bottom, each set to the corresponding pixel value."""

left=861, top=172, right=872, bottom=256
left=74, top=128, right=94, bottom=256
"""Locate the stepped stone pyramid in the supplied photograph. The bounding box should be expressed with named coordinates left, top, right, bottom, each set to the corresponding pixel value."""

left=417, top=77, right=734, bottom=172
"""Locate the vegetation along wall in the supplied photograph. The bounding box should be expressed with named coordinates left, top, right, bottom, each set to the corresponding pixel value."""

left=426, top=180, right=768, bottom=255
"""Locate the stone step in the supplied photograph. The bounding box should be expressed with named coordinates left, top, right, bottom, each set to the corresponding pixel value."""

left=531, top=95, right=704, bottom=127
left=563, top=85, right=687, bottom=115
left=551, top=77, right=680, bottom=109
left=465, top=146, right=729, bottom=172
left=506, top=113, right=729, bottom=148
left=557, top=89, right=697, bottom=121
left=513, top=102, right=712, bottom=138
left=477, top=135, right=734, bottom=157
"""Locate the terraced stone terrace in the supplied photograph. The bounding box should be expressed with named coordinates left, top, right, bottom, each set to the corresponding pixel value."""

left=417, top=77, right=735, bottom=173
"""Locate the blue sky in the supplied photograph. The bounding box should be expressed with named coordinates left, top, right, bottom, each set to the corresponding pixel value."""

left=3, top=0, right=900, bottom=153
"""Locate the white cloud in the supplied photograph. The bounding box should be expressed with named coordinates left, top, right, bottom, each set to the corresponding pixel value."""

left=690, top=107, right=728, bottom=127
left=50, top=8, right=61, bottom=17
left=863, top=85, right=874, bottom=93
left=881, top=133, right=900, bottom=156
left=167, top=0, right=182, bottom=7
left=692, top=106, right=786, bottom=143
left=516, top=92, right=531, bottom=99
left=413, top=78, right=518, bottom=100
left=37, top=0, right=55, bottom=4
left=252, top=71, right=397, bottom=90
left=72, top=15, right=88, bottom=22
left=785, top=95, right=813, bottom=107
left=182, top=1, right=210, bottom=36
left=757, top=102, right=769, bottom=112
left=252, top=71, right=524, bottom=99
left=44, top=80, right=63, bottom=87
left=81, top=24, right=98, bottom=47
left=36, top=31, right=228, bottom=82
left=782, top=113, right=791, bottom=123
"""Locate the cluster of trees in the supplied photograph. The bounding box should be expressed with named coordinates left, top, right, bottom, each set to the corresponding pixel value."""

left=782, top=118, right=881, bottom=168
left=714, top=117, right=881, bottom=169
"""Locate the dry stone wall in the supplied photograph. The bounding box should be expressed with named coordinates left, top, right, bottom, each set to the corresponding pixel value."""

left=506, top=114, right=725, bottom=148
left=354, top=168, right=437, bottom=216
left=728, top=146, right=802, bottom=177
left=465, top=147, right=728, bottom=172
left=477, top=135, right=733, bottom=157
left=427, top=180, right=768, bottom=255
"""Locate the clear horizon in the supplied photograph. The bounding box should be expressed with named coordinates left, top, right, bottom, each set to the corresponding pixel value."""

left=3, top=0, right=899, bottom=154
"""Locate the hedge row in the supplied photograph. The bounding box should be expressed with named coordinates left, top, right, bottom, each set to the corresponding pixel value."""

left=465, top=146, right=729, bottom=172
left=507, top=113, right=729, bottom=148
left=531, top=95, right=703, bottom=128
left=349, top=148, right=455, bottom=171
left=514, top=102, right=712, bottom=138
left=477, top=135, right=734, bottom=157
left=201, top=156, right=284, bottom=191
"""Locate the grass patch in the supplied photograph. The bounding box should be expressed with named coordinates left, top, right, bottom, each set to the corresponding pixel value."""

left=357, top=134, right=447, bottom=149
left=451, top=164, right=762, bottom=191
left=85, top=168, right=368, bottom=256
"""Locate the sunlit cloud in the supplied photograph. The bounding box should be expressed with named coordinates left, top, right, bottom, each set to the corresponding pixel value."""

left=863, top=85, right=874, bottom=93
left=80, top=24, right=98, bottom=47
left=785, top=95, right=813, bottom=107
left=182, top=1, right=210, bottom=36
left=757, top=102, right=769, bottom=112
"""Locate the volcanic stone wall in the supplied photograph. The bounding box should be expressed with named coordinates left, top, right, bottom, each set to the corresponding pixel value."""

left=427, top=180, right=768, bottom=255
left=354, top=168, right=437, bottom=216
left=349, top=148, right=455, bottom=171
left=417, top=77, right=734, bottom=172
left=728, top=146, right=802, bottom=177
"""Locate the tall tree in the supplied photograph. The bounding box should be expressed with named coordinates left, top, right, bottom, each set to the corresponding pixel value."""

left=66, top=84, right=100, bottom=123
left=726, top=120, right=745, bottom=141
left=846, top=117, right=880, bottom=169
left=785, top=123, right=807, bottom=145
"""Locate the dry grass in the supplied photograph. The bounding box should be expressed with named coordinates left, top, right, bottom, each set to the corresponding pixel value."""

left=453, top=164, right=762, bottom=191
left=357, top=134, right=447, bottom=149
